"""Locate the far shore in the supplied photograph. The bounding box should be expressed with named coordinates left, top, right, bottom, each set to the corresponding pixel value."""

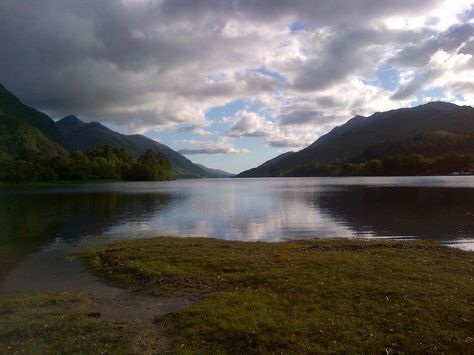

left=1, top=174, right=472, bottom=188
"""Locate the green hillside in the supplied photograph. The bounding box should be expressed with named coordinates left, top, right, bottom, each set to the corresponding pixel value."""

left=356, top=131, right=474, bottom=161
left=238, top=102, right=474, bottom=177
left=0, top=84, right=172, bottom=182
left=0, top=120, right=66, bottom=161
left=0, top=83, right=66, bottom=161
left=0, top=83, right=64, bottom=143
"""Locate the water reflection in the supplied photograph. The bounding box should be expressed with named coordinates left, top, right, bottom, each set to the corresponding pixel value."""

left=1, top=177, right=474, bottom=285
left=313, top=186, right=474, bottom=241
left=0, top=187, right=174, bottom=277
left=107, top=179, right=350, bottom=241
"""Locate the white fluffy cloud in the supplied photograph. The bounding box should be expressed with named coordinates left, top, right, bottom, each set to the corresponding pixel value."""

left=225, top=110, right=274, bottom=137
left=178, top=138, right=248, bottom=155
left=0, top=0, right=473, bottom=151
left=225, top=109, right=323, bottom=149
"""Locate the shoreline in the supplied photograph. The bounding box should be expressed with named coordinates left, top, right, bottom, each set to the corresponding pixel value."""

left=2, top=237, right=473, bottom=353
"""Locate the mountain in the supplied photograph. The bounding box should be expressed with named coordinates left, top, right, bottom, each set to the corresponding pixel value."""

left=258, top=152, right=295, bottom=168
left=125, top=135, right=216, bottom=178
left=238, top=102, right=474, bottom=177
left=0, top=83, right=66, bottom=161
left=236, top=152, right=294, bottom=177
left=356, top=131, right=474, bottom=161
left=0, top=83, right=64, bottom=143
left=195, top=164, right=235, bottom=178
left=56, top=116, right=139, bottom=154
left=0, top=82, right=221, bottom=180
left=54, top=115, right=85, bottom=135
left=56, top=115, right=215, bottom=178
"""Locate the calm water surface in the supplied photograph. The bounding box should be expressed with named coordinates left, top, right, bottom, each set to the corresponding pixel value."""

left=1, top=176, right=474, bottom=293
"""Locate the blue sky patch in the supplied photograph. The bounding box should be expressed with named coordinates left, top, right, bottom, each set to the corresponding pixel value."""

left=376, top=66, right=400, bottom=91
left=411, top=87, right=446, bottom=106
left=289, top=22, right=305, bottom=32
left=256, top=67, right=288, bottom=82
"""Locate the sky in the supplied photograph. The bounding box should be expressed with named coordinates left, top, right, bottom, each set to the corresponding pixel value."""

left=1, top=1, right=474, bottom=173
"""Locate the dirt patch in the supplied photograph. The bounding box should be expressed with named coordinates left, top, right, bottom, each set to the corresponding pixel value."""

left=91, top=292, right=192, bottom=323
left=1, top=247, right=196, bottom=354
left=131, top=321, right=173, bottom=354
left=1, top=288, right=193, bottom=354
left=85, top=292, right=193, bottom=353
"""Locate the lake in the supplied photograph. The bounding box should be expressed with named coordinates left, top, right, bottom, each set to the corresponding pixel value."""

left=1, top=176, right=474, bottom=294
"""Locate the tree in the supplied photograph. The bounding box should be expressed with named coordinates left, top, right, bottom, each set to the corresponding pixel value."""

left=129, top=150, right=173, bottom=181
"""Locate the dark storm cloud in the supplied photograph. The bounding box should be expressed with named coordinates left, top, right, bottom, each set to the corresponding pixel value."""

left=0, top=1, right=152, bottom=114
left=160, top=0, right=441, bottom=25
left=0, top=1, right=221, bottom=111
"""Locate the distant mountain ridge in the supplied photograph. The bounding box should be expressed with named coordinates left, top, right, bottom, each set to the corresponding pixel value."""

left=195, top=164, right=235, bottom=178
left=236, top=152, right=294, bottom=177
left=238, top=102, right=474, bottom=177
left=56, top=115, right=231, bottom=178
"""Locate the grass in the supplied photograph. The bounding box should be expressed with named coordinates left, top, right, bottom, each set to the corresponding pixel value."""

left=0, top=292, right=136, bottom=354
left=80, top=237, right=474, bottom=354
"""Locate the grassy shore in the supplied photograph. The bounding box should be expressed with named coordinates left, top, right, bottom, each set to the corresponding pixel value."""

left=1, top=238, right=473, bottom=353
left=75, top=237, right=474, bottom=354
left=0, top=293, right=135, bottom=354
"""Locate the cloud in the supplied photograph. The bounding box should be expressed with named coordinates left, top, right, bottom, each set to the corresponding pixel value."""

left=451, top=81, right=474, bottom=94
left=391, top=23, right=474, bottom=68
left=225, top=110, right=274, bottom=137
left=278, top=108, right=328, bottom=126
left=291, top=26, right=421, bottom=92
left=266, top=131, right=315, bottom=149
left=174, top=125, right=213, bottom=136
left=223, top=108, right=323, bottom=149
left=158, top=0, right=445, bottom=27
left=391, top=68, right=443, bottom=100
left=392, top=24, right=474, bottom=100
left=178, top=138, right=249, bottom=155
left=0, top=0, right=473, bottom=153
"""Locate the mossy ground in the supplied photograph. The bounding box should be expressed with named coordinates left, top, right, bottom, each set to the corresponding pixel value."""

left=79, top=237, right=474, bottom=354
